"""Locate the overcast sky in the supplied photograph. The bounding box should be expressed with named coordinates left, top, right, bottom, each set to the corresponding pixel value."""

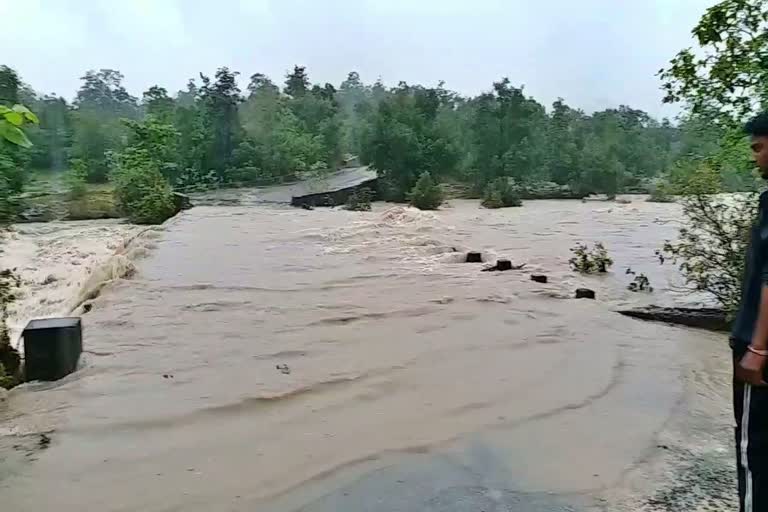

left=2, top=0, right=714, bottom=118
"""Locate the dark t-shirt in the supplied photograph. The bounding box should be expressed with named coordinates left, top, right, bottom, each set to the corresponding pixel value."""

left=731, top=191, right=768, bottom=348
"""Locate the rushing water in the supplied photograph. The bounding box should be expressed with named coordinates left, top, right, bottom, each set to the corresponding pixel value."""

left=0, top=195, right=735, bottom=511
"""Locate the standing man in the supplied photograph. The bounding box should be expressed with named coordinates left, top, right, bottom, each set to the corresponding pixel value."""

left=732, top=112, right=768, bottom=511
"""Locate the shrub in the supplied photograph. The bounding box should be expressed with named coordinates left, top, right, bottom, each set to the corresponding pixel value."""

left=626, top=269, right=654, bottom=292
left=660, top=165, right=755, bottom=312
left=112, top=164, right=176, bottom=224
left=408, top=171, right=443, bottom=210
left=647, top=180, right=675, bottom=203
left=345, top=187, right=373, bottom=211
left=569, top=242, right=613, bottom=274
left=65, top=160, right=89, bottom=200
left=482, top=178, right=522, bottom=209
left=174, top=168, right=222, bottom=193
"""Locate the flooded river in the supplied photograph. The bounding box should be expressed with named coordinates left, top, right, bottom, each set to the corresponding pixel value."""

left=0, top=194, right=736, bottom=511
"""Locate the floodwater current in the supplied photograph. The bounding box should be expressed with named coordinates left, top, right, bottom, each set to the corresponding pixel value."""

left=0, top=191, right=736, bottom=511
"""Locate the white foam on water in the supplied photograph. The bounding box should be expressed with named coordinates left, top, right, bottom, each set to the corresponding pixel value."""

left=0, top=220, right=159, bottom=350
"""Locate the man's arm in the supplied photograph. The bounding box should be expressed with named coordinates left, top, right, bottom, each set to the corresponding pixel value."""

left=752, top=284, right=768, bottom=351
left=740, top=285, right=768, bottom=385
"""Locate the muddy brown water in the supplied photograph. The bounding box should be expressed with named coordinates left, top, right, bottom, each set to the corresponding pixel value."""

left=0, top=196, right=735, bottom=511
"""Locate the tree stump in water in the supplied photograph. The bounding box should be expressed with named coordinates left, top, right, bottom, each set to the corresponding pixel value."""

left=575, top=288, right=596, bottom=299
left=496, top=259, right=513, bottom=271
left=466, top=252, right=483, bottom=263
left=531, top=275, right=548, bottom=283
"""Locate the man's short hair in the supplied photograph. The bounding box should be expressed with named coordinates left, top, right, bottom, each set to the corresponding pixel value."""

left=745, top=112, right=768, bottom=137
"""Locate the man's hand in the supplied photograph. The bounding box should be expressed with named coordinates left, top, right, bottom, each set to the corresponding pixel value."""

left=738, top=350, right=768, bottom=385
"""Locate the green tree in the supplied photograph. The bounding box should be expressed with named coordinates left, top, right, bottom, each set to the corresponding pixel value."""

left=409, top=171, right=443, bottom=210
left=466, top=79, right=548, bottom=189
left=27, top=95, right=73, bottom=171
left=0, top=68, right=38, bottom=198
left=482, top=177, right=522, bottom=208
left=361, top=82, right=459, bottom=201
left=284, top=65, right=310, bottom=97
left=546, top=99, right=583, bottom=186
left=0, top=72, right=37, bottom=388
left=72, top=69, right=138, bottom=181
left=143, top=86, right=175, bottom=122
left=660, top=0, right=768, bottom=124
left=196, top=68, right=243, bottom=179
left=0, top=65, right=21, bottom=106
left=659, top=0, right=766, bottom=310
left=109, top=118, right=177, bottom=224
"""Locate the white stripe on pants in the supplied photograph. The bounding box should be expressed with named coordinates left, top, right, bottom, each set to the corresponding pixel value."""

left=743, top=383, right=754, bottom=512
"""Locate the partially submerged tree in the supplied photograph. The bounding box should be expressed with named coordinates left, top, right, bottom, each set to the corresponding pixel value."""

left=569, top=243, right=613, bottom=274
left=409, top=171, right=443, bottom=210
left=659, top=0, right=768, bottom=310
left=109, top=118, right=177, bottom=224
left=481, top=177, right=522, bottom=208
left=661, top=166, right=756, bottom=311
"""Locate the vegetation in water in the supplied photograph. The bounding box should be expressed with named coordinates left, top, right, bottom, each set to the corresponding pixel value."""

left=570, top=243, right=613, bottom=274
left=108, top=117, right=178, bottom=224
left=481, top=177, right=522, bottom=209
left=408, top=171, right=443, bottom=210
left=626, top=268, right=654, bottom=293
left=344, top=187, right=373, bottom=211
left=647, top=180, right=676, bottom=203
left=659, top=166, right=755, bottom=311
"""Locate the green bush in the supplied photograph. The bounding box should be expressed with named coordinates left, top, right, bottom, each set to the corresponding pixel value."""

left=408, top=171, right=443, bottom=210
left=175, top=168, right=222, bottom=193
left=481, top=178, right=522, bottom=209
left=647, top=180, right=675, bottom=203
left=345, top=187, right=373, bottom=211
left=65, top=160, right=89, bottom=200
left=628, top=272, right=654, bottom=292
left=660, top=165, right=756, bottom=312
left=112, top=164, right=176, bottom=224
left=569, top=242, right=613, bottom=274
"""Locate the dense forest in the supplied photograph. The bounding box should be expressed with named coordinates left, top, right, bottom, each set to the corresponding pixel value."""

left=0, top=63, right=754, bottom=216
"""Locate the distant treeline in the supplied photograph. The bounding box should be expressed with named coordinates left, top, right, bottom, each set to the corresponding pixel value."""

left=0, top=64, right=753, bottom=200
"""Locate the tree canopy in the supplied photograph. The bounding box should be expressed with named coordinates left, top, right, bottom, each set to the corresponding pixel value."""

left=0, top=63, right=725, bottom=200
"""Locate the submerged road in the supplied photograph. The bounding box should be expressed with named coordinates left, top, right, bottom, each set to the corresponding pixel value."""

left=0, top=194, right=734, bottom=511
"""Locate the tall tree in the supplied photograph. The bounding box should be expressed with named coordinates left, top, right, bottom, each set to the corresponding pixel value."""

left=72, top=69, right=138, bottom=181
left=660, top=0, right=768, bottom=124
left=284, top=66, right=310, bottom=97
left=0, top=66, right=21, bottom=106
left=143, top=86, right=175, bottom=122
left=197, top=67, right=243, bottom=177
left=28, top=95, right=73, bottom=171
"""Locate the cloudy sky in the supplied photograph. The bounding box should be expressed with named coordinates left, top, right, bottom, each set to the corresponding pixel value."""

left=2, top=0, right=714, bottom=117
